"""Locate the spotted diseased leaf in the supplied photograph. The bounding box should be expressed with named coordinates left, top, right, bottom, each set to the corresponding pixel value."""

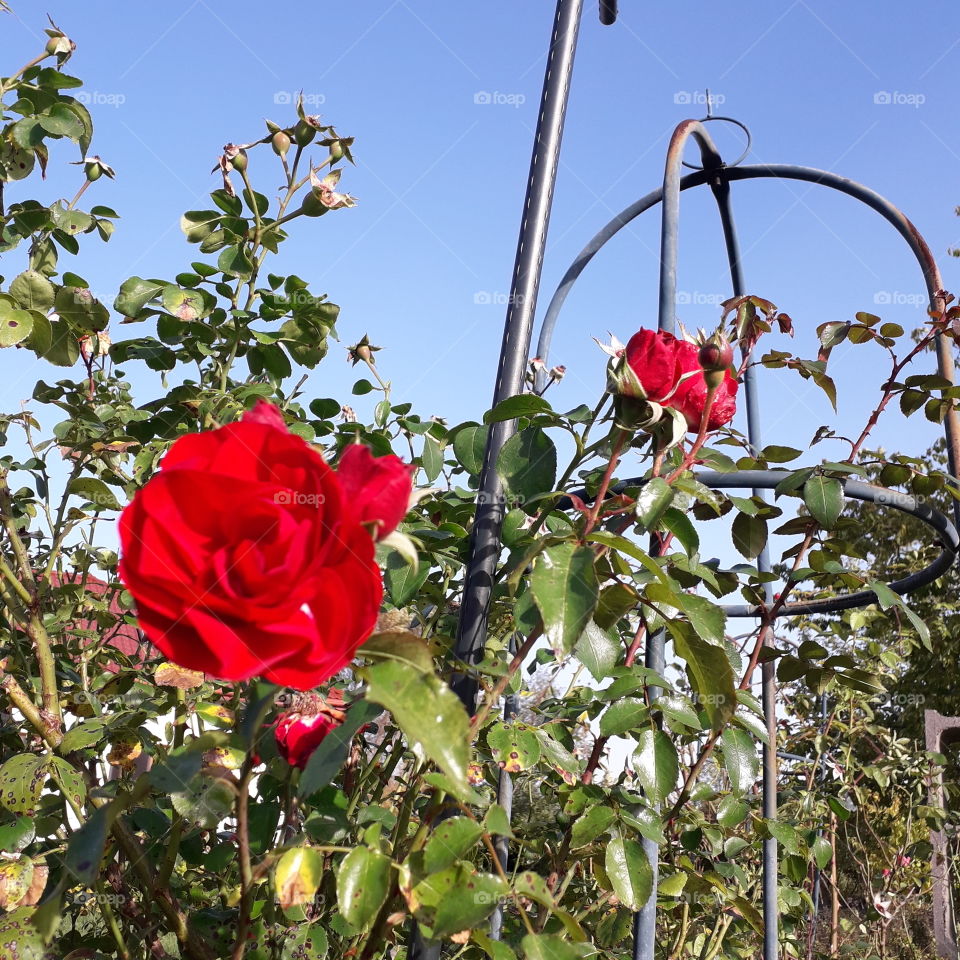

left=411, top=862, right=507, bottom=939
left=276, top=846, right=325, bottom=912
left=154, top=662, right=206, bottom=690
left=534, top=728, right=581, bottom=785
left=424, top=817, right=484, bottom=873
left=488, top=722, right=541, bottom=773
left=337, top=846, right=391, bottom=931
left=0, top=755, right=48, bottom=817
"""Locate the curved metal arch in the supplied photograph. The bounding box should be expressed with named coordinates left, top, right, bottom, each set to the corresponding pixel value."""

left=586, top=471, right=959, bottom=617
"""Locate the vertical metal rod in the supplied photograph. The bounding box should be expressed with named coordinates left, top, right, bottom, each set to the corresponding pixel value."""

left=711, top=173, right=779, bottom=960
left=636, top=120, right=726, bottom=960
left=449, top=0, right=584, bottom=714
left=410, top=6, right=583, bottom=959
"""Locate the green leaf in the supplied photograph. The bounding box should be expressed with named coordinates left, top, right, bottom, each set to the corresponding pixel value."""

left=484, top=394, right=553, bottom=424
left=812, top=834, right=832, bottom=870
left=599, top=698, right=649, bottom=737
left=180, top=209, right=221, bottom=243
left=721, top=727, right=758, bottom=795
left=365, top=660, right=470, bottom=799
left=63, top=805, right=109, bottom=885
left=575, top=620, right=621, bottom=681
left=676, top=594, right=726, bottom=646
left=0, top=304, right=33, bottom=346
left=412, top=863, right=506, bottom=939
left=803, top=475, right=844, bottom=528
left=299, top=701, right=382, bottom=798
left=488, top=722, right=541, bottom=772
left=337, top=846, right=391, bottom=931
left=731, top=511, right=767, bottom=559
left=636, top=477, right=674, bottom=530
left=634, top=728, right=678, bottom=804
left=421, top=436, right=444, bottom=482
left=114, top=276, right=163, bottom=316
left=383, top=550, right=429, bottom=607
left=0, top=817, right=34, bottom=854
left=716, top=794, right=750, bottom=828
left=43, top=319, right=80, bottom=366
left=9, top=270, right=54, bottom=311
left=218, top=244, right=255, bottom=279
left=666, top=621, right=736, bottom=730
left=656, top=694, right=702, bottom=731
left=0, top=755, right=48, bottom=816
left=453, top=423, right=487, bottom=476
left=605, top=837, right=653, bottom=911
left=571, top=806, right=615, bottom=848
left=531, top=543, right=598, bottom=656
left=276, top=846, right=325, bottom=911
left=521, top=935, right=581, bottom=960
left=68, top=477, right=121, bottom=512
left=762, top=445, right=803, bottom=463
left=661, top=507, right=699, bottom=556
left=497, top=426, right=557, bottom=503
left=424, top=816, right=483, bottom=873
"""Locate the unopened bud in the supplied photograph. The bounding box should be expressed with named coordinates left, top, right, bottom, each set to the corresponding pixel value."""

left=271, top=131, right=291, bottom=157
left=329, top=140, right=344, bottom=163
left=549, top=365, right=566, bottom=381
left=697, top=336, right=733, bottom=373
left=223, top=144, right=247, bottom=172
left=294, top=119, right=317, bottom=146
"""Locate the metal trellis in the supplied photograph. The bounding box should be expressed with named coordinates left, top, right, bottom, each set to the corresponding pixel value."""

left=423, top=3, right=960, bottom=960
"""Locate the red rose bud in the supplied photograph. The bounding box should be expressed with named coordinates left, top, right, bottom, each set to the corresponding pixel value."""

left=118, top=401, right=410, bottom=689
left=336, top=443, right=415, bottom=540
left=697, top=336, right=733, bottom=373
left=274, top=690, right=347, bottom=769
left=698, top=335, right=734, bottom=390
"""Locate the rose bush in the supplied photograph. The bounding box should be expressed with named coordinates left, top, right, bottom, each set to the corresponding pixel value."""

left=1, top=16, right=959, bottom=960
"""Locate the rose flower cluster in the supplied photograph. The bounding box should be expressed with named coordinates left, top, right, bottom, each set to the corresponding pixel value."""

left=119, top=401, right=413, bottom=691
left=617, top=327, right=737, bottom=431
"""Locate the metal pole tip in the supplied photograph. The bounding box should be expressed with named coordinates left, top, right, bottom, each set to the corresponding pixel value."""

left=599, top=0, right=617, bottom=24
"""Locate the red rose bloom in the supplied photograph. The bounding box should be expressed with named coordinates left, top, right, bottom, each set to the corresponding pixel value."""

left=337, top=444, right=415, bottom=540
left=623, top=328, right=737, bottom=432
left=119, top=402, right=413, bottom=689
left=275, top=690, right=347, bottom=769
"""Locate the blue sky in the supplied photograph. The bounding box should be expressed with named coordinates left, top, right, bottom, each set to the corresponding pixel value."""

left=4, top=0, right=960, bottom=467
